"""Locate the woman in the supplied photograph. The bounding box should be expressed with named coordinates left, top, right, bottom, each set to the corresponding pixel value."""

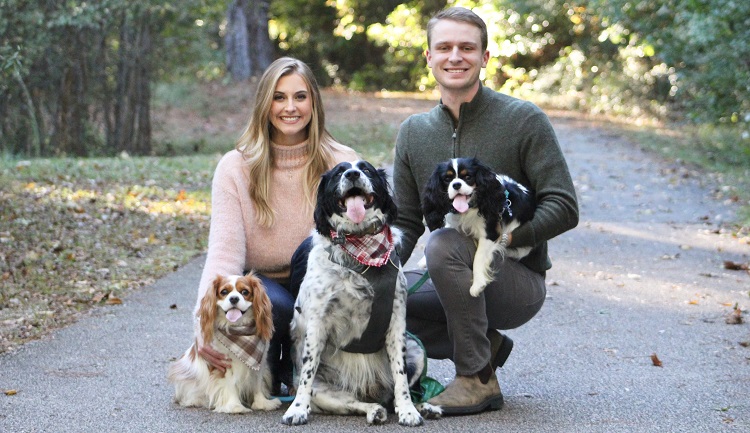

left=193, top=57, right=358, bottom=394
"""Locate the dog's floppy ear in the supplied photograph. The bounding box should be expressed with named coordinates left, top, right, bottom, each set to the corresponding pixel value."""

left=198, top=275, right=222, bottom=344
left=313, top=170, right=335, bottom=237
left=422, top=163, right=451, bottom=231
left=377, top=168, right=398, bottom=225
left=242, top=272, right=274, bottom=341
left=473, top=159, right=504, bottom=219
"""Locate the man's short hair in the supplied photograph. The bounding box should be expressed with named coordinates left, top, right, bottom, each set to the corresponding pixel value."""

left=426, top=7, right=488, bottom=52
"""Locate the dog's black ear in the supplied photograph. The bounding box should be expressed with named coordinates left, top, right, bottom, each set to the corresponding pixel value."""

left=422, top=163, right=451, bottom=231
left=377, top=168, right=398, bottom=225
left=474, top=161, right=504, bottom=237
left=313, top=171, right=335, bottom=237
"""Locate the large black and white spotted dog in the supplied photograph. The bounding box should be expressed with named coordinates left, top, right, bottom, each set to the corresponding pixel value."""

left=421, top=157, right=536, bottom=297
left=281, top=160, right=441, bottom=426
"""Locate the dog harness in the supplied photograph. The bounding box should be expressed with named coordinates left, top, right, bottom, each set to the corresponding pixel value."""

left=326, top=225, right=399, bottom=354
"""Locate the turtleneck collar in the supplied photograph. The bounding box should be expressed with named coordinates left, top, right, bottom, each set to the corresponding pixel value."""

left=271, top=140, right=309, bottom=171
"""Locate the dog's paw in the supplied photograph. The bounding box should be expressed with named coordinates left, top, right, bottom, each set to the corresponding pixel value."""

left=417, top=256, right=427, bottom=270
left=417, top=402, right=442, bottom=419
left=251, top=396, right=282, bottom=411
left=396, top=404, right=424, bottom=427
left=469, top=282, right=487, bottom=297
left=366, top=405, right=388, bottom=425
left=213, top=403, right=251, bottom=414
left=282, top=406, right=309, bottom=426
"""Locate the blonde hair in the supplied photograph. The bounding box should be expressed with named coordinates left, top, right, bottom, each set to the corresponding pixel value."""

left=235, top=57, right=343, bottom=227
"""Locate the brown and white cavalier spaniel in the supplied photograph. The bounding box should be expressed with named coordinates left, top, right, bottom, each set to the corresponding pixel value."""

left=168, top=273, right=280, bottom=413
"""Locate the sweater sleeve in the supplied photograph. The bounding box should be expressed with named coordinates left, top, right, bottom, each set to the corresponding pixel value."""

left=193, top=155, right=249, bottom=340
left=393, top=118, right=426, bottom=263
left=511, top=111, right=579, bottom=248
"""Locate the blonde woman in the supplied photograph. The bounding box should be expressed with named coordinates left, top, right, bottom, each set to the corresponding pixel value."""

left=193, top=57, right=357, bottom=395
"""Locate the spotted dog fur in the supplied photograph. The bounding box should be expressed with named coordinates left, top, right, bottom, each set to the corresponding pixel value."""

left=281, top=161, right=441, bottom=426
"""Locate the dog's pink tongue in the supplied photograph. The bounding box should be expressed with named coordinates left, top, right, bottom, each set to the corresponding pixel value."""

left=453, top=195, right=470, bottom=213
left=345, top=196, right=366, bottom=224
left=226, top=308, right=242, bottom=323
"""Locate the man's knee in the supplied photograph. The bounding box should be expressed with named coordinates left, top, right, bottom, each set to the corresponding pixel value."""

left=424, top=228, right=473, bottom=265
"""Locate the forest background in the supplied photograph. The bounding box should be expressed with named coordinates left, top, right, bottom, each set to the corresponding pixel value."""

left=1, top=0, right=749, bottom=353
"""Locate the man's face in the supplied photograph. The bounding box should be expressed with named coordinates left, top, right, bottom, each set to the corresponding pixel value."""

left=426, top=19, right=489, bottom=94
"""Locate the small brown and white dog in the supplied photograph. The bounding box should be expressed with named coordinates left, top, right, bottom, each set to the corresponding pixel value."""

left=167, top=273, right=281, bottom=413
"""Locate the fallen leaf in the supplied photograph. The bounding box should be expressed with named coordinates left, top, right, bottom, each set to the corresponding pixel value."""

left=176, top=189, right=187, bottom=201
left=4, top=389, right=18, bottom=396
left=724, top=260, right=749, bottom=271
left=725, top=305, right=744, bottom=325
left=650, top=353, right=663, bottom=367
left=169, top=304, right=177, bottom=309
left=91, top=292, right=106, bottom=303
left=105, top=296, right=122, bottom=305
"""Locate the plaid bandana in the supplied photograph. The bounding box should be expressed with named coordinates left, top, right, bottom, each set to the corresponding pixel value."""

left=332, top=225, right=394, bottom=267
left=215, top=324, right=266, bottom=371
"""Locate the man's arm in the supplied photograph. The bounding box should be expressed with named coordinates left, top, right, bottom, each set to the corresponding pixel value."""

left=392, top=119, right=426, bottom=264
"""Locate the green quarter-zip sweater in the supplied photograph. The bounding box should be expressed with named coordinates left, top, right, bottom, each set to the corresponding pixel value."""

left=393, top=85, right=579, bottom=275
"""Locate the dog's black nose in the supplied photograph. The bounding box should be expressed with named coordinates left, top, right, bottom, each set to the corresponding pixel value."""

left=451, top=181, right=461, bottom=190
left=344, top=169, right=360, bottom=181
left=229, top=296, right=239, bottom=305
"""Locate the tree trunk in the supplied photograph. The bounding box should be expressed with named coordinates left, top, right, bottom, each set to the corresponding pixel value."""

left=113, top=8, right=152, bottom=156
left=225, top=0, right=274, bottom=81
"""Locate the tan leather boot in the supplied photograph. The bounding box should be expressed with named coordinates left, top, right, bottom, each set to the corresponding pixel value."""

left=427, top=373, right=503, bottom=415
left=488, top=329, right=513, bottom=369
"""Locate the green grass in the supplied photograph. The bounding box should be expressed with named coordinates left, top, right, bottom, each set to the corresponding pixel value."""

left=0, top=155, right=216, bottom=353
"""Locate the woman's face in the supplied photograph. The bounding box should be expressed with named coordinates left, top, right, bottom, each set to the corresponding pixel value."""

left=268, top=73, right=313, bottom=146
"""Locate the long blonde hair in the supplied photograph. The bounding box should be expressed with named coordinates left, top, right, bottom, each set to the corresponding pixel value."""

left=235, top=57, right=343, bottom=227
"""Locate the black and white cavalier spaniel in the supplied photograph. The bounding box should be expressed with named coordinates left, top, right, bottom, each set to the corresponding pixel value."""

left=422, top=157, right=536, bottom=297
left=281, top=160, right=441, bottom=426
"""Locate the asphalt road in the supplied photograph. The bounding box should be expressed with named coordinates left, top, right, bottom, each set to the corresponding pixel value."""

left=2, top=115, right=749, bottom=432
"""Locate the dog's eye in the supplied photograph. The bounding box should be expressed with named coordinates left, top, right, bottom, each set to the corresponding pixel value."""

left=220, top=289, right=229, bottom=296
left=241, top=289, right=250, bottom=296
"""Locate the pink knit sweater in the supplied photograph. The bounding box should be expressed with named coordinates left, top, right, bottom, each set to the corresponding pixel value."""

left=194, top=141, right=358, bottom=313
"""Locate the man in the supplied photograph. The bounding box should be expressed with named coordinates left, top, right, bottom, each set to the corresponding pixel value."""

left=393, top=7, right=579, bottom=415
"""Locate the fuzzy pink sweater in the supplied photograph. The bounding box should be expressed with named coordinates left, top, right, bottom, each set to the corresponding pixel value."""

left=194, top=141, right=358, bottom=314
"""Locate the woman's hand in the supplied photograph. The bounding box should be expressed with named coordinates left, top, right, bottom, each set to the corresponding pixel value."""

left=197, top=342, right=232, bottom=374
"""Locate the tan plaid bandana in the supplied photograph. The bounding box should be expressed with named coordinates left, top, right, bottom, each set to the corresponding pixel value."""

left=215, top=324, right=266, bottom=371
left=333, top=225, right=394, bottom=267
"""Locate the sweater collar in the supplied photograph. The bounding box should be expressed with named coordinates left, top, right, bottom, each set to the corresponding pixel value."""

left=271, top=140, right=309, bottom=171
left=438, top=84, right=488, bottom=124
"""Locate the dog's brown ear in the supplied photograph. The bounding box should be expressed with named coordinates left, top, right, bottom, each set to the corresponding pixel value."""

left=244, top=272, right=274, bottom=341
left=199, top=275, right=223, bottom=344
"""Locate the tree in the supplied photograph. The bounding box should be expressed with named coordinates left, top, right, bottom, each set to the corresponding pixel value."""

left=225, top=0, right=274, bottom=81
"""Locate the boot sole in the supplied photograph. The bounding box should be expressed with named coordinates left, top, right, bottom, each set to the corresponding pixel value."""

left=440, top=392, right=504, bottom=416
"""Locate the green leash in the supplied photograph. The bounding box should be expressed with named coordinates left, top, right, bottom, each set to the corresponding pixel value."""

left=406, top=271, right=445, bottom=403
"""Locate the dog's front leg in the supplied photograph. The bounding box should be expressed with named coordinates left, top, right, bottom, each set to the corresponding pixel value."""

left=469, top=237, right=496, bottom=296
left=386, top=292, right=423, bottom=426
left=282, top=323, right=326, bottom=425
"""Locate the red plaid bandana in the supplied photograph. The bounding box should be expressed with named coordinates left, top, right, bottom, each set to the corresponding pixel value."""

left=332, top=225, right=394, bottom=267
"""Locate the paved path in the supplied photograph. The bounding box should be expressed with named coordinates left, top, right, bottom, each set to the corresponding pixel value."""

left=2, top=115, right=749, bottom=432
